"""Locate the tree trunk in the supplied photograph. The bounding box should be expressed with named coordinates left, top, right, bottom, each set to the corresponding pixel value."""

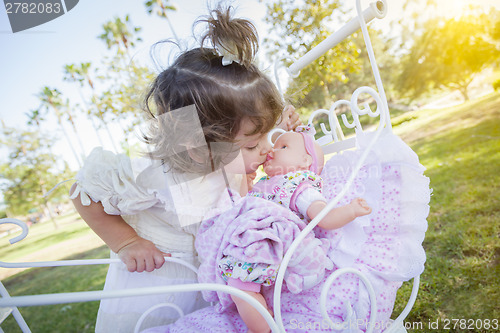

left=456, top=78, right=473, bottom=102
left=100, top=116, right=119, bottom=153
left=75, top=88, right=105, bottom=148
left=67, top=114, right=87, bottom=158
left=459, top=86, right=469, bottom=101
left=319, top=73, right=333, bottom=107
left=320, top=78, right=345, bottom=140
left=43, top=201, right=59, bottom=229
left=57, top=118, right=82, bottom=168
left=165, top=13, right=179, bottom=43
left=89, top=116, right=105, bottom=147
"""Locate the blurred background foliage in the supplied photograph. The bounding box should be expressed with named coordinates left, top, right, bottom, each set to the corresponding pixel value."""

left=1, top=0, right=499, bottom=228
left=0, top=0, right=499, bottom=331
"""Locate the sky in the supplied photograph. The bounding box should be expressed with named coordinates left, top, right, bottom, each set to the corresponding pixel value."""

left=0, top=0, right=498, bottom=173
left=0, top=0, right=377, bottom=172
left=0, top=0, right=272, bottom=169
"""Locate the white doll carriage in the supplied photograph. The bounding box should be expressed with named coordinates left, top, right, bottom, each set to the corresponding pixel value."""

left=0, top=1, right=430, bottom=332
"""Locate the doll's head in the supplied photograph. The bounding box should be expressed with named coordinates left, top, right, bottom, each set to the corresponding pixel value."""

left=263, top=131, right=324, bottom=178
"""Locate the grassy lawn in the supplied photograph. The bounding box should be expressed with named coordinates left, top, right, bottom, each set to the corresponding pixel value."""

left=1, top=246, right=109, bottom=332
left=1, top=93, right=499, bottom=332
left=0, top=212, right=96, bottom=262
left=391, top=92, right=500, bottom=331
left=1, top=214, right=109, bottom=332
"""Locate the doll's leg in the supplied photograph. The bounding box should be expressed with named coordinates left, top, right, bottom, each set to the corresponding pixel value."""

left=228, top=278, right=273, bottom=333
left=231, top=291, right=272, bottom=333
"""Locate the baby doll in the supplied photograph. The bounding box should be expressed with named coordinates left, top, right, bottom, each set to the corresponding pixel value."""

left=219, top=126, right=372, bottom=333
left=250, top=127, right=372, bottom=228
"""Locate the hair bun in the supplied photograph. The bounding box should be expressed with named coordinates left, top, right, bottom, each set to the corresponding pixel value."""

left=200, top=6, right=258, bottom=67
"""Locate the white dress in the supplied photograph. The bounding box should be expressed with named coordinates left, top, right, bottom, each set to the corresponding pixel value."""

left=71, top=147, right=242, bottom=332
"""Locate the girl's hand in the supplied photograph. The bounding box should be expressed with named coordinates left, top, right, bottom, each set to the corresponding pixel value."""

left=246, top=172, right=257, bottom=192
left=278, top=105, right=303, bottom=131
left=240, top=172, right=257, bottom=196
left=117, top=236, right=170, bottom=272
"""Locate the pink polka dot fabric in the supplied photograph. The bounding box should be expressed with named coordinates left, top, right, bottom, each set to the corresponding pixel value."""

left=142, top=131, right=430, bottom=332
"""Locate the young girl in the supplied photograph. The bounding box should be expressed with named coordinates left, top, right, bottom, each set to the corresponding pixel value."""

left=70, top=7, right=299, bottom=332
left=213, top=127, right=372, bottom=333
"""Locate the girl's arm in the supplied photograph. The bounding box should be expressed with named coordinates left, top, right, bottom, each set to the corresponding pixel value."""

left=70, top=183, right=168, bottom=272
left=307, top=198, right=372, bottom=230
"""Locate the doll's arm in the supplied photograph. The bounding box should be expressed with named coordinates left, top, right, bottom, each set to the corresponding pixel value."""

left=70, top=183, right=168, bottom=272
left=307, top=198, right=372, bottom=230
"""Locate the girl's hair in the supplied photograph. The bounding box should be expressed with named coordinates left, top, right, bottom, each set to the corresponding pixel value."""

left=143, top=6, right=284, bottom=174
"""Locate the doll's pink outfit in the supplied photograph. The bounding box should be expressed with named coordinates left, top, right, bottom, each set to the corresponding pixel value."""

left=248, top=170, right=324, bottom=221
left=217, top=170, right=327, bottom=292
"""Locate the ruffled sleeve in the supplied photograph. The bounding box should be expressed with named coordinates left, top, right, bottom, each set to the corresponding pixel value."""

left=282, top=171, right=323, bottom=214
left=70, top=147, right=162, bottom=216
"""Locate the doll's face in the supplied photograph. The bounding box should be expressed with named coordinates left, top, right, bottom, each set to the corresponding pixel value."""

left=263, top=132, right=312, bottom=177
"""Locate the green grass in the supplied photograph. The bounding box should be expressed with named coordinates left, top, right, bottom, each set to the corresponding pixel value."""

left=1, top=93, right=499, bottom=332
left=1, top=246, right=109, bottom=332
left=0, top=213, right=93, bottom=262
left=1, top=213, right=110, bottom=332
left=391, top=93, right=500, bottom=331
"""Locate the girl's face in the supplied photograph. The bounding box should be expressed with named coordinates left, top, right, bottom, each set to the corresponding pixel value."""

left=225, top=119, right=272, bottom=174
left=263, top=132, right=312, bottom=177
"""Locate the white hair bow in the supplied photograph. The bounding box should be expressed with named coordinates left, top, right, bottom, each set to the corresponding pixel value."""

left=215, top=40, right=240, bottom=66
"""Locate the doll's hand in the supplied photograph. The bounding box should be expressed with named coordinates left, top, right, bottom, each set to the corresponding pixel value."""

left=351, top=198, right=372, bottom=217
left=117, top=236, right=170, bottom=272
left=278, top=105, right=302, bottom=131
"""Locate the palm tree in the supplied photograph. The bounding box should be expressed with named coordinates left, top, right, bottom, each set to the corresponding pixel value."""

left=92, top=90, right=120, bottom=153
left=26, top=109, right=44, bottom=127
left=98, top=16, right=142, bottom=62
left=97, top=16, right=155, bottom=151
left=37, top=87, right=83, bottom=167
left=144, top=0, right=179, bottom=43
left=63, top=63, right=106, bottom=147
left=63, top=96, right=87, bottom=156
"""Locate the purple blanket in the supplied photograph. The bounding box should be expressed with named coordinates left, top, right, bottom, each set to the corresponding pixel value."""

left=144, top=131, right=430, bottom=333
left=196, top=195, right=333, bottom=313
